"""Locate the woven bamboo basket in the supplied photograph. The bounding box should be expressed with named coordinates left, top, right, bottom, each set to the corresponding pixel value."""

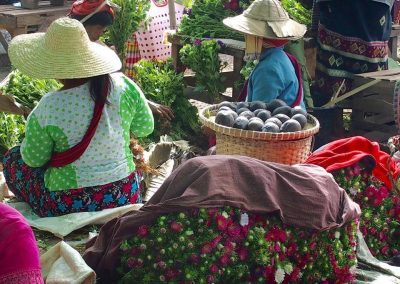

left=199, top=105, right=320, bottom=165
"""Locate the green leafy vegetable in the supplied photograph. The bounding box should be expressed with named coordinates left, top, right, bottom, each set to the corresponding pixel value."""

left=178, top=0, right=244, bottom=40
left=2, top=69, right=61, bottom=110
left=0, top=113, right=25, bottom=158
left=180, top=39, right=227, bottom=102
left=281, top=0, right=312, bottom=26
left=133, top=60, right=205, bottom=146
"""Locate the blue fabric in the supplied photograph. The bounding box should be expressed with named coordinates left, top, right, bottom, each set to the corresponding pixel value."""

left=247, top=47, right=305, bottom=109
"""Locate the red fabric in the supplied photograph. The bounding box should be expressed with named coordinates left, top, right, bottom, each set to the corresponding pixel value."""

left=49, top=80, right=109, bottom=168
left=305, top=136, right=399, bottom=188
left=0, top=203, right=43, bottom=284
left=69, top=0, right=114, bottom=18
left=238, top=52, right=303, bottom=107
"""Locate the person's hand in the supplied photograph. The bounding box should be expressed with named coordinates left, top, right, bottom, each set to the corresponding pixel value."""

left=148, top=101, right=174, bottom=121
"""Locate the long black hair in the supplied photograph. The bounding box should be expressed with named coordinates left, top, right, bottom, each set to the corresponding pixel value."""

left=89, top=74, right=112, bottom=104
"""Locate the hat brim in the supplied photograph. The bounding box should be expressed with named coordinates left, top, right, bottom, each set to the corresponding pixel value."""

left=9, top=33, right=122, bottom=80
left=223, top=14, right=306, bottom=40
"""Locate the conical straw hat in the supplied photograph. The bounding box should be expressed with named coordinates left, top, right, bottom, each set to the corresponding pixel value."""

left=8, top=17, right=121, bottom=80
left=223, top=0, right=306, bottom=40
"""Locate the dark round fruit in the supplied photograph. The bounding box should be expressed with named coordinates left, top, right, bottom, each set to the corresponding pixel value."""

left=237, top=107, right=251, bottom=115
left=249, top=101, right=266, bottom=112
left=262, top=122, right=280, bottom=133
left=248, top=120, right=264, bottom=131
left=273, top=114, right=290, bottom=123
left=267, top=99, right=287, bottom=112
left=219, top=106, right=232, bottom=112
left=218, top=101, right=237, bottom=110
left=239, top=110, right=255, bottom=120
left=272, top=105, right=292, bottom=116
left=236, top=102, right=249, bottom=110
left=291, top=113, right=307, bottom=128
left=253, top=109, right=263, bottom=116
left=265, top=117, right=282, bottom=128
left=280, top=119, right=302, bottom=132
left=215, top=110, right=235, bottom=127
left=257, top=110, right=272, bottom=122
left=233, top=116, right=249, bottom=130
left=290, top=106, right=307, bottom=117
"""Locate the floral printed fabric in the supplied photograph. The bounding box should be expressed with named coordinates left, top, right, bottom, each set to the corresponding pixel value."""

left=3, top=147, right=142, bottom=217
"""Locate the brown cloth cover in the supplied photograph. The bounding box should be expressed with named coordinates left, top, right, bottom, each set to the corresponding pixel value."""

left=83, top=155, right=361, bottom=283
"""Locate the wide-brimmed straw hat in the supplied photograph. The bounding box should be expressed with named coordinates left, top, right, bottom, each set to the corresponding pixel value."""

left=223, top=0, right=306, bottom=40
left=8, top=17, right=121, bottom=79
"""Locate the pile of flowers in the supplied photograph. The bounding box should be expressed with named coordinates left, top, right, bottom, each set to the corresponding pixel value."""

left=118, top=207, right=358, bottom=283
left=333, top=161, right=400, bottom=259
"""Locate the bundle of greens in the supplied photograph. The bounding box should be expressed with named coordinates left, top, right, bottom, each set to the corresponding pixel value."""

left=2, top=69, right=61, bottom=110
left=180, top=39, right=227, bottom=102
left=178, top=0, right=243, bottom=41
left=106, top=0, right=150, bottom=60
left=281, top=0, right=312, bottom=26
left=0, top=113, right=25, bottom=158
left=133, top=60, right=204, bottom=146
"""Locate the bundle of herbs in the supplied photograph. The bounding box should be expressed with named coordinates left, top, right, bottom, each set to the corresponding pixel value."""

left=178, top=0, right=243, bottom=41
left=106, top=0, right=150, bottom=61
left=133, top=60, right=205, bottom=147
left=281, top=0, right=312, bottom=26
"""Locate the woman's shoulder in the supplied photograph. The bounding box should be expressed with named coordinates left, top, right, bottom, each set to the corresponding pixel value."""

left=110, top=72, right=142, bottom=95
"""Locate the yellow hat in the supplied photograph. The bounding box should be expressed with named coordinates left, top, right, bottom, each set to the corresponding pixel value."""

left=223, top=0, right=306, bottom=40
left=8, top=17, right=121, bottom=79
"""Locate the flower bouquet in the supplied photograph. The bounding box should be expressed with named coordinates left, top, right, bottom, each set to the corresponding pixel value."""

left=118, top=207, right=358, bottom=283
left=333, top=161, right=400, bottom=259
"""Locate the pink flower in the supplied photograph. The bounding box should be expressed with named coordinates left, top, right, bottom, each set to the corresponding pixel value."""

left=381, top=246, right=390, bottom=255
left=210, top=264, right=219, bottom=274
left=378, top=186, right=389, bottom=199
left=286, top=243, right=298, bottom=256
left=223, top=240, right=234, bottom=254
left=219, top=255, right=230, bottom=266
left=137, top=225, right=149, bottom=237
left=206, top=275, right=215, bottom=284
left=165, top=269, right=178, bottom=280
left=352, top=164, right=362, bottom=175
left=201, top=243, right=213, bottom=254
left=127, top=258, right=136, bottom=268
left=289, top=267, right=301, bottom=282
left=216, top=214, right=230, bottom=231
left=310, top=241, right=317, bottom=251
left=189, top=253, right=200, bottom=264
left=365, top=186, right=377, bottom=198
left=170, top=221, right=183, bottom=232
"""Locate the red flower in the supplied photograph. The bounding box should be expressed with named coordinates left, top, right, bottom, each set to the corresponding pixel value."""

left=201, top=243, right=213, bottom=254
left=209, top=264, right=218, bottom=274
left=265, top=226, right=286, bottom=242
left=210, top=236, right=222, bottom=248
left=170, top=221, right=183, bottom=232
left=206, top=275, right=215, bottom=284
left=219, top=254, right=230, bottom=266
left=216, top=214, right=230, bottom=231
left=381, top=246, right=390, bottom=255
left=165, top=269, right=178, bottom=280
left=289, top=267, right=301, bottom=281
left=237, top=246, right=248, bottom=261
left=223, top=240, right=234, bottom=254
left=372, top=197, right=383, bottom=207
left=378, top=186, right=389, bottom=199
left=137, top=225, right=149, bottom=237
left=286, top=243, right=298, bottom=256
left=227, top=223, right=242, bottom=240
left=365, top=185, right=377, bottom=198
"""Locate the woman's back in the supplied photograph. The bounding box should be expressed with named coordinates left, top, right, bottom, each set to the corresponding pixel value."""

left=21, top=72, right=154, bottom=191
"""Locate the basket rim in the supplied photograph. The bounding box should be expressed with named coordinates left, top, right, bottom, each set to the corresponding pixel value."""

left=199, top=104, right=320, bottom=141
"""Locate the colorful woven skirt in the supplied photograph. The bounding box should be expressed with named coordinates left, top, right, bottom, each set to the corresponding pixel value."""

left=2, top=147, right=142, bottom=217
left=313, top=0, right=392, bottom=107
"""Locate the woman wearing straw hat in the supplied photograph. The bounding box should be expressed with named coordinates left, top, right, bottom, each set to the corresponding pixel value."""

left=223, top=0, right=307, bottom=109
left=68, top=0, right=174, bottom=120
left=2, top=17, right=154, bottom=217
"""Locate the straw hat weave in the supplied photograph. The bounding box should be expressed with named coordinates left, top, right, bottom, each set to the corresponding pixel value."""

left=9, top=17, right=121, bottom=80
left=223, top=0, right=306, bottom=40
